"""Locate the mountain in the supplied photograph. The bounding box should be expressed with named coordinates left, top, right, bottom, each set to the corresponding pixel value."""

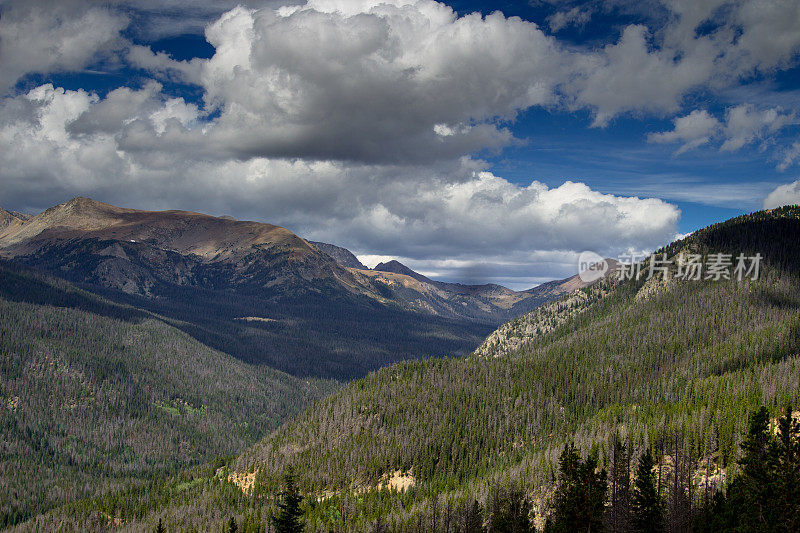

left=0, top=198, right=585, bottom=379
left=0, top=208, right=27, bottom=232
left=30, top=207, right=799, bottom=531
left=475, top=259, right=620, bottom=357
left=373, top=259, right=436, bottom=284
left=0, top=260, right=334, bottom=527
left=370, top=258, right=613, bottom=321
left=0, top=197, right=354, bottom=296
left=309, top=241, right=368, bottom=270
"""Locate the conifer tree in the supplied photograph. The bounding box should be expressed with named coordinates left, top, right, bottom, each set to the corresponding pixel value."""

left=630, top=448, right=663, bottom=533
left=548, top=443, right=607, bottom=532
left=155, top=518, right=165, bottom=533
left=773, top=405, right=800, bottom=531
left=606, top=438, right=631, bottom=532
left=488, top=486, right=532, bottom=533
left=273, top=468, right=304, bottom=533
left=463, top=499, right=484, bottom=533
left=738, top=406, right=776, bottom=529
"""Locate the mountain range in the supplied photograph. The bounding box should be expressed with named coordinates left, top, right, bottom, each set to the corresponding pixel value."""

left=12, top=205, right=796, bottom=531
left=7, top=199, right=794, bottom=531
left=0, top=197, right=604, bottom=527
left=0, top=197, right=596, bottom=379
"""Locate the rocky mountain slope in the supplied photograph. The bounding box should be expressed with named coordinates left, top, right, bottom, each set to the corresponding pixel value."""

left=0, top=197, right=588, bottom=379
left=309, top=241, right=368, bottom=270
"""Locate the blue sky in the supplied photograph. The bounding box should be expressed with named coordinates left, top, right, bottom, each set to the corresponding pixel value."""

left=1, top=0, right=799, bottom=287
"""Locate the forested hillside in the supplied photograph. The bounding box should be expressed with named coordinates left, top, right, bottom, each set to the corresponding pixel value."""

left=13, top=207, right=800, bottom=531
left=0, top=262, right=335, bottom=527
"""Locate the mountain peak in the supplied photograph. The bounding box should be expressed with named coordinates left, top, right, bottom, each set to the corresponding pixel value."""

left=0, top=206, right=31, bottom=234
left=373, top=260, right=434, bottom=284
left=309, top=241, right=367, bottom=270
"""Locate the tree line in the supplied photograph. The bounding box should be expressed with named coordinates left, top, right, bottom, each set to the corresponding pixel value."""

left=229, top=404, right=798, bottom=532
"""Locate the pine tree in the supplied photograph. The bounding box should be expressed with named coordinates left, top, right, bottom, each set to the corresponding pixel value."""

left=273, top=468, right=304, bottom=533
left=606, top=438, right=631, bottom=532
left=488, top=486, right=532, bottom=533
left=738, top=406, right=776, bottom=529
left=463, top=499, right=484, bottom=533
left=155, top=518, right=165, bottom=533
left=773, top=405, right=800, bottom=531
left=227, top=516, right=238, bottom=533
left=548, top=443, right=607, bottom=532
left=631, top=448, right=663, bottom=533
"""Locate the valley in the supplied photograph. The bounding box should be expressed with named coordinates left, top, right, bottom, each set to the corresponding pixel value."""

left=5, top=207, right=798, bottom=531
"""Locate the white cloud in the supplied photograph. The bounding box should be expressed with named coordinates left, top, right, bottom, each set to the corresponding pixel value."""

left=0, top=83, right=679, bottom=272
left=0, top=0, right=129, bottom=95
left=570, top=25, right=717, bottom=126
left=778, top=142, right=800, bottom=172
left=648, top=110, right=720, bottom=153
left=182, top=2, right=565, bottom=163
left=647, top=105, right=796, bottom=155
left=723, top=0, right=800, bottom=73
left=721, top=104, right=796, bottom=152
left=763, top=179, right=800, bottom=209
left=567, top=0, right=800, bottom=126
left=548, top=6, right=593, bottom=33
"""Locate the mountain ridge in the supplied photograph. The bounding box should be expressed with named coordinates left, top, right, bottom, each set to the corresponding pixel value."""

left=0, top=197, right=589, bottom=381
left=0, top=197, right=589, bottom=325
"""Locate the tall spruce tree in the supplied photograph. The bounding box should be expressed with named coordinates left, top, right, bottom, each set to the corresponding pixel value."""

left=606, top=438, right=631, bottom=532
left=738, top=406, right=777, bottom=530
left=463, top=499, right=484, bottom=533
left=774, top=405, right=800, bottom=532
left=273, top=468, right=304, bottom=533
left=548, top=443, right=607, bottom=532
left=488, top=486, right=533, bottom=533
left=631, top=448, right=663, bottom=533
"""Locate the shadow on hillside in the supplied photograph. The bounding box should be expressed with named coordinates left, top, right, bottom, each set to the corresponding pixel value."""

left=0, top=260, right=148, bottom=323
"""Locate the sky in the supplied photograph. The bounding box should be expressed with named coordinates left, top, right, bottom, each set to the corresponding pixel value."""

left=0, top=0, right=799, bottom=289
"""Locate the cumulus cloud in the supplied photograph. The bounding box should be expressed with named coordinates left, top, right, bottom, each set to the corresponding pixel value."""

left=0, top=83, right=679, bottom=277
left=648, top=110, right=720, bottom=153
left=763, top=179, right=800, bottom=209
left=6, top=0, right=800, bottom=282
left=566, top=0, right=800, bottom=126
left=722, top=0, right=800, bottom=73
left=648, top=105, right=796, bottom=155
left=0, top=0, right=129, bottom=95
left=178, top=2, right=566, bottom=163
left=570, top=25, right=716, bottom=127
left=721, top=105, right=797, bottom=152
